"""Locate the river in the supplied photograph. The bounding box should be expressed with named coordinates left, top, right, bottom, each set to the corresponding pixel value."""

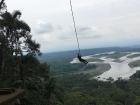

left=96, top=53, right=140, bottom=81
left=71, top=52, right=140, bottom=81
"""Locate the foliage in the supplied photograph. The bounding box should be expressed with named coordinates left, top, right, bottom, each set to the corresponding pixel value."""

left=55, top=71, right=140, bottom=105
left=19, top=56, right=63, bottom=105
left=129, top=60, right=140, bottom=68
left=127, top=54, right=140, bottom=58
left=2, top=1, right=140, bottom=105
left=0, top=0, right=6, bottom=11
left=0, top=1, right=63, bottom=105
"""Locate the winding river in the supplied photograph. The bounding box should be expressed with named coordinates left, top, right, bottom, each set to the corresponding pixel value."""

left=71, top=52, right=140, bottom=81
left=96, top=54, right=140, bottom=81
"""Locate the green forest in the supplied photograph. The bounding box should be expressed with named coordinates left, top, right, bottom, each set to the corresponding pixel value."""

left=1, top=0, right=140, bottom=105
left=48, top=58, right=140, bottom=105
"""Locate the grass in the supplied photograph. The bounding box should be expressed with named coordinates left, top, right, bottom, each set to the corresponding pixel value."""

left=93, top=54, right=109, bottom=58
left=106, top=52, right=128, bottom=59
left=87, top=57, right=104, bottom=62
left=113, top=59, right=123, bottom=63
left=76, top=63, right=111, bottom=78
left=127, top=54, right=140, bottom=58
left=129, top=60, right=140, bottom=68
left=93, top=52, right=128, bottom=59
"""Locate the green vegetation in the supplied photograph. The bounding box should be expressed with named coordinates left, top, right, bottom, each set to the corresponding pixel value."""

left=107, top=52, right=128, bottom=59
left=113, top=59, right=123, bottom=63
left=0, top=1, right=63, bottom=105
left=1, top=0, right=140, bottom=105
left=48, top=59, right=85, bottom=75
left=87, top=57, right=104, bottom=62
left=56, top=71, right=140, bottom=105
left=129, top=60, right=140, bottom=68
left=128, top=54, right=140, bottom=58
left=93, top=52, right=128, bottom=59
left=48, top=56, right=140, bottom=105
left=48, top=59, right=110, bottom=78
left=48, top=53, right=140, bottom=105
left=80, top=63, right=111, bottom=77
left=92, top=53, right=109, bottom=58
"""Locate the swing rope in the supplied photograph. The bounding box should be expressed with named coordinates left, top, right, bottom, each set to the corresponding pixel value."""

left=69, top=0, right=81, bottom=53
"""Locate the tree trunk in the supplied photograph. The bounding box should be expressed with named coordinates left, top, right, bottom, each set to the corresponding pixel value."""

left=0, top=48, right=5, bottom=75
left=0, top=48, right=2, bottom=70
left=19, top=52, right=25, bottom=88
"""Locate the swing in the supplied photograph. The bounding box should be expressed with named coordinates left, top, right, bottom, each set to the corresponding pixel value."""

left=69, top=0, right=88, bottom=64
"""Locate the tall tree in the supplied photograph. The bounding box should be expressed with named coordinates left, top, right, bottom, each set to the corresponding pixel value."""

left=0, top=0, right=6, bottom=10
left=0, top=10, right=40, bottom=82
left=0, top=0, right=7, bottom=73
left=0, top=10, right=40, bottom=56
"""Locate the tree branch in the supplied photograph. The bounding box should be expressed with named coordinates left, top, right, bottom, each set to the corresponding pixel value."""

left=0, top=0, right=5, bottom=10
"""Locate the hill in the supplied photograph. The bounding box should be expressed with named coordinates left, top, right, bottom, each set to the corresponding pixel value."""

left=39, top=47, right=140, bottom=61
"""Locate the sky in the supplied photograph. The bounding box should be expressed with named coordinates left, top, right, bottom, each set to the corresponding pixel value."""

left=5, top=0, right=140, bottom=52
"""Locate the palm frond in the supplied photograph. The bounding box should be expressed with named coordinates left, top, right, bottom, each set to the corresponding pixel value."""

left=15, top=20, right=31, bottom=32
left=12, top=10, right=21, bottom=19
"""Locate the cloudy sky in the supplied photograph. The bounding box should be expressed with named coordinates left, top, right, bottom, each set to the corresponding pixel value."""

left=6, top=0, right=140, bottom=52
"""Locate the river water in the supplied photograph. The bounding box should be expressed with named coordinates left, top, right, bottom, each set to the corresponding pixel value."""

left=71, top=52, right=140, bottom=81
left=96, top=54, right=140, bottom=81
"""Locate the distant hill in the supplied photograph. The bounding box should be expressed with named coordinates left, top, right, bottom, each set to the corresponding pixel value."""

left=39, top=47, right=140, bottom=61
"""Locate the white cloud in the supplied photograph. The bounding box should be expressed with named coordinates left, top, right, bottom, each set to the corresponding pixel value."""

left=35, top=22, right=54, bottom=34
left=5, top=0, right=140, bottom=52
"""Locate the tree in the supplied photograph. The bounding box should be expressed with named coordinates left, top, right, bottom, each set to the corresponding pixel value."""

left=44, top=77, right=64, bottom=105
left=0, top=0, right=8, bottom=73
left=0, top=1, right=64, bottom=104
left=0, top=10, right=40, bottom=55
left=0, top=10, right=40, bottom=80
left=0, top=0, right=6, bottom=10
